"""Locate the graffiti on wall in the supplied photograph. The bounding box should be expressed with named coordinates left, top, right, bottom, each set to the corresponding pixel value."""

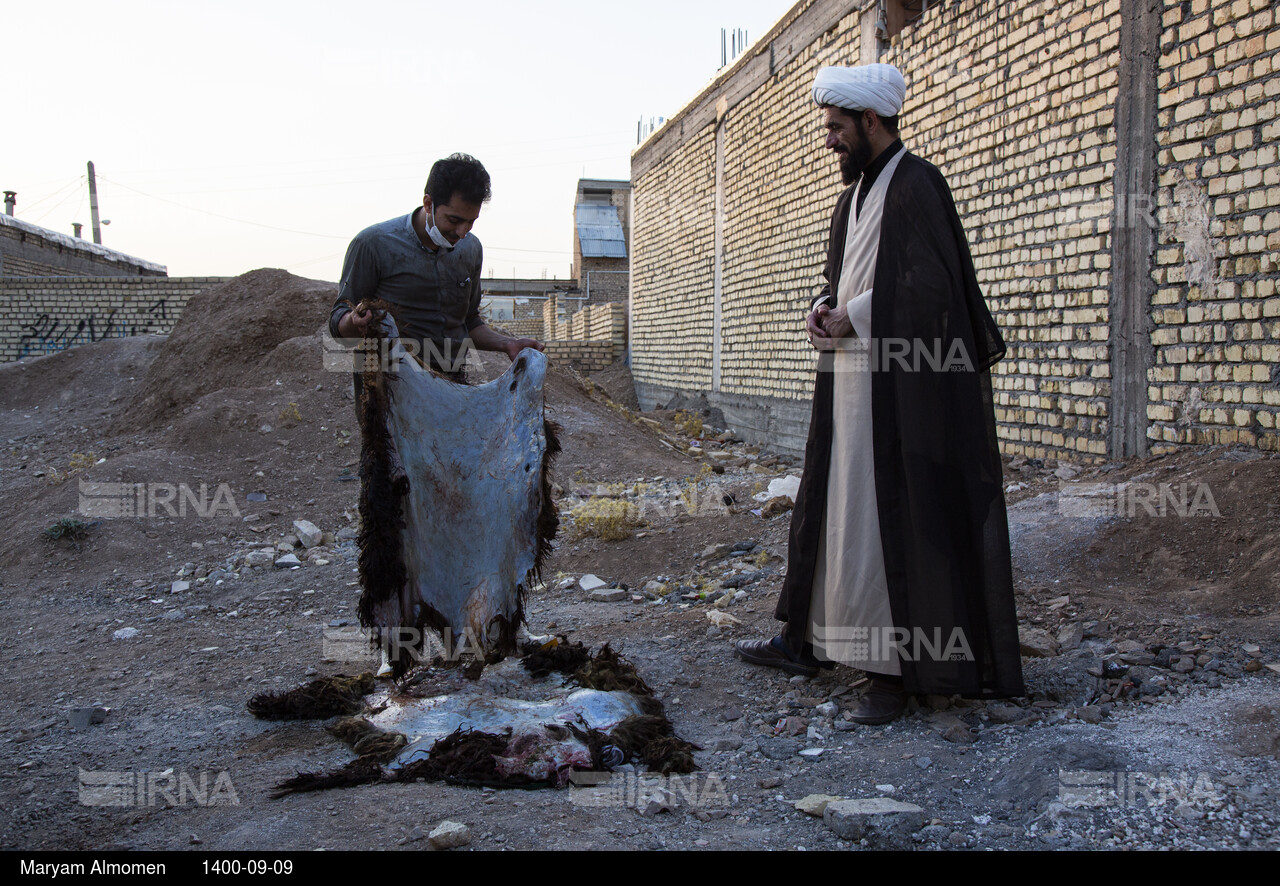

left=17, top=300, right=171, bottom=359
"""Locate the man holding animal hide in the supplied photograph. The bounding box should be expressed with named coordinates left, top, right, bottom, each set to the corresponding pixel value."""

left=329, top=153, right=540, bottom=370
left=328, top=154, right=554, bottom=678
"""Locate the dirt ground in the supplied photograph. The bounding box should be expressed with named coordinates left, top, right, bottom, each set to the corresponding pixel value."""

left=2, top=270, right=1278, bottom=852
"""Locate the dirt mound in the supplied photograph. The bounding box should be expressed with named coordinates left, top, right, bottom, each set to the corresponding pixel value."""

left=583, top=362, right=640, bottom=411
left=471, top=352, right=692, bottom=482
left=1077, top=450, right=1280, bottom=615
left=0, top=336, right=165, bottom=434
left=115, top=269, right=336, bottom=432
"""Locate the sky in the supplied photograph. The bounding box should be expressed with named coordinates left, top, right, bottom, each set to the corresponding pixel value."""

left=7, top=0, right=792, bottom=281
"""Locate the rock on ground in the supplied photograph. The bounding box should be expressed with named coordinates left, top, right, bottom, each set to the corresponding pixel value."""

left=428, top=821, right=471, bottom=850
left=824, top=798, right=926, bottom=848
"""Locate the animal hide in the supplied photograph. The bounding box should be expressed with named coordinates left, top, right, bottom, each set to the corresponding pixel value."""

left=261, top=651, right=699, bottom=796
left=355, top=307, right=558, bottom=674
left=372, top=682, right=650, bottom=784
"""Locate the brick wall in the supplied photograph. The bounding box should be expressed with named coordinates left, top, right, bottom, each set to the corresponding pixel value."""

left=629, top=0, right=1280, bottom=457
left=500, top=316, right=546, bottom=339
left=543, top=296, right=569, bottom=340
left=0, top=277, right=228, bottom=363
left=1, top=216, right=167, bottom=278
left=542, top=340, right=615, bottom=372
left=580, top=261, right=629, bottom=306
left=882, top=0, right=1125, bottom=458
left=526, top=295, right=624, bottom=369
left=631, top=0, right=854, bottom=452
left=514, top=300, right=542, bottom=322
left=1147, top=0, right=1280, bottom=449
left=633, top=124, right=718, bottom=398
left=585, top=302, right=628, bottom=362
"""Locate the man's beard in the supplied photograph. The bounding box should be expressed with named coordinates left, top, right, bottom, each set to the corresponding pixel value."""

left=839, top=150, right=863, bottom=185
left=838, top=117, right=872, bottom=185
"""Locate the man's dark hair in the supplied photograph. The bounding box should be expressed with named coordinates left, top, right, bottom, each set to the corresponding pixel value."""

left=825, top=104, right=900, bottom=138
left=875, top=113, right=900, bottom=138
left=425, top=153, right=491, bottom=206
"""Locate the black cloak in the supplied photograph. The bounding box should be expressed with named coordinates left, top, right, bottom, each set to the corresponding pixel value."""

left=776, top=150, right=1025, bottom=699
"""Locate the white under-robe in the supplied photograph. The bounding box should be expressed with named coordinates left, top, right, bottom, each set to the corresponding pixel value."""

left=806, top=150, right=906, bottom=675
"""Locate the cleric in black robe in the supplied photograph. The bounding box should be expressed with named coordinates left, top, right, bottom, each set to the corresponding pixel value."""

left=736, top=64, right=1024, bottom=721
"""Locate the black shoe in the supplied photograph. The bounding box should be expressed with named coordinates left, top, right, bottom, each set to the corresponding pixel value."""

left=847, top=677, right=907, bottom=724
left=735, top=636, right=819, bottom=677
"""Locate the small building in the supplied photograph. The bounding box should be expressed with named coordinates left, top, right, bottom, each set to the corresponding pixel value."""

left=572, top=179, right=630, bottom=307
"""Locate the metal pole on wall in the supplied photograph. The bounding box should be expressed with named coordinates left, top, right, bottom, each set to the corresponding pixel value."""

left=87, top=161, right=102, bottom=245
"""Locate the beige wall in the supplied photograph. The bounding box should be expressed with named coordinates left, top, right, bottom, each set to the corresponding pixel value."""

left=530, top=295, right=626, bottom=368
left=629, top=0, right=1280, bottom=457
left=1, top=277, right=228, bottom=363
left=1149, top=0, right=1280, bottom=448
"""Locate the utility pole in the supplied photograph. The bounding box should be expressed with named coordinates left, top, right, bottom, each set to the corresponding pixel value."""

left=87, top=161, right=102, bottom=244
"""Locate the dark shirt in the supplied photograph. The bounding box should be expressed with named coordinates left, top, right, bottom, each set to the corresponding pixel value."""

left=813, top=138, right=906, bottom=311
left=854, top=138, right=904, bottom=218
left=329, top=209, right=483, bottom=365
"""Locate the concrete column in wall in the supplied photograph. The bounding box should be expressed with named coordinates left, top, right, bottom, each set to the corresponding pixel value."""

left=712, top=96, right=728, bottom=393
left=626, top=187, right=634, bottom=367
left=1108, top=0, right=1160, bottom=458
left=859, top=0, right=881, bottom=64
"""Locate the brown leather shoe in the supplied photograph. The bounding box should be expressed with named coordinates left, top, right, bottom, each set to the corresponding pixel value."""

left=847, top=677, right=907, bottom=724
left=734, top=636, right=819, bottom=677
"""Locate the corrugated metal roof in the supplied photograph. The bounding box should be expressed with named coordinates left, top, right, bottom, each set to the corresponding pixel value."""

left=576, top=204, right=626, bottom=258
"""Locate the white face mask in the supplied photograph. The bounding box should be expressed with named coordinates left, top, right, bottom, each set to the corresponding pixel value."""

left=426, top=205, right=457, bottom=251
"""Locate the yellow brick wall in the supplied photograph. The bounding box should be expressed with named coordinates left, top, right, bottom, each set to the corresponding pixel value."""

left=542, top=340, right=614, bottom=371
left=498, top=316, right=545, bottom=339
left=529, top=297, right=625, bottom=367
left=630, top=0, right=1279, bottom=458
left=583, top=302, right=627, bottom=362
left=717, top=7, right=862, bottom=401
left=632, top=125, right=717, bottom=393
left=884, top=0, right=1123, bottom=459
left=1149, top=0, right=1280, bottom=451
left=0, top=222, right=168, bottom=278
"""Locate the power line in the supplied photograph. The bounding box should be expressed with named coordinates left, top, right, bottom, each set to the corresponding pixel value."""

left=96, top=173, right=577, bottom=262
left=72, top=185, right=85, bottom=231
left=486, top=246, right=570, bottom=256
left=283, top=250, right=348, bottom=271
left=30, top=180, right=85, bottom=227
left=18, top=177, right=83, bottom=215
left=98, top=175, right=348, bottom=239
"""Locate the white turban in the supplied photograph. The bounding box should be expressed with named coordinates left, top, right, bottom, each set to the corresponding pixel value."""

left=811, top=64, right=906, bottom=117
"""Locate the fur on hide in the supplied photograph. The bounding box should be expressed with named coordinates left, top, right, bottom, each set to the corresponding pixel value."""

left=519, top=637, right=592, bottom=679
left=247, top=673, right=375, bottom=720
left=352, top=301, right=559, bottom=676
left=263, top=644, right=698, bottom=797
